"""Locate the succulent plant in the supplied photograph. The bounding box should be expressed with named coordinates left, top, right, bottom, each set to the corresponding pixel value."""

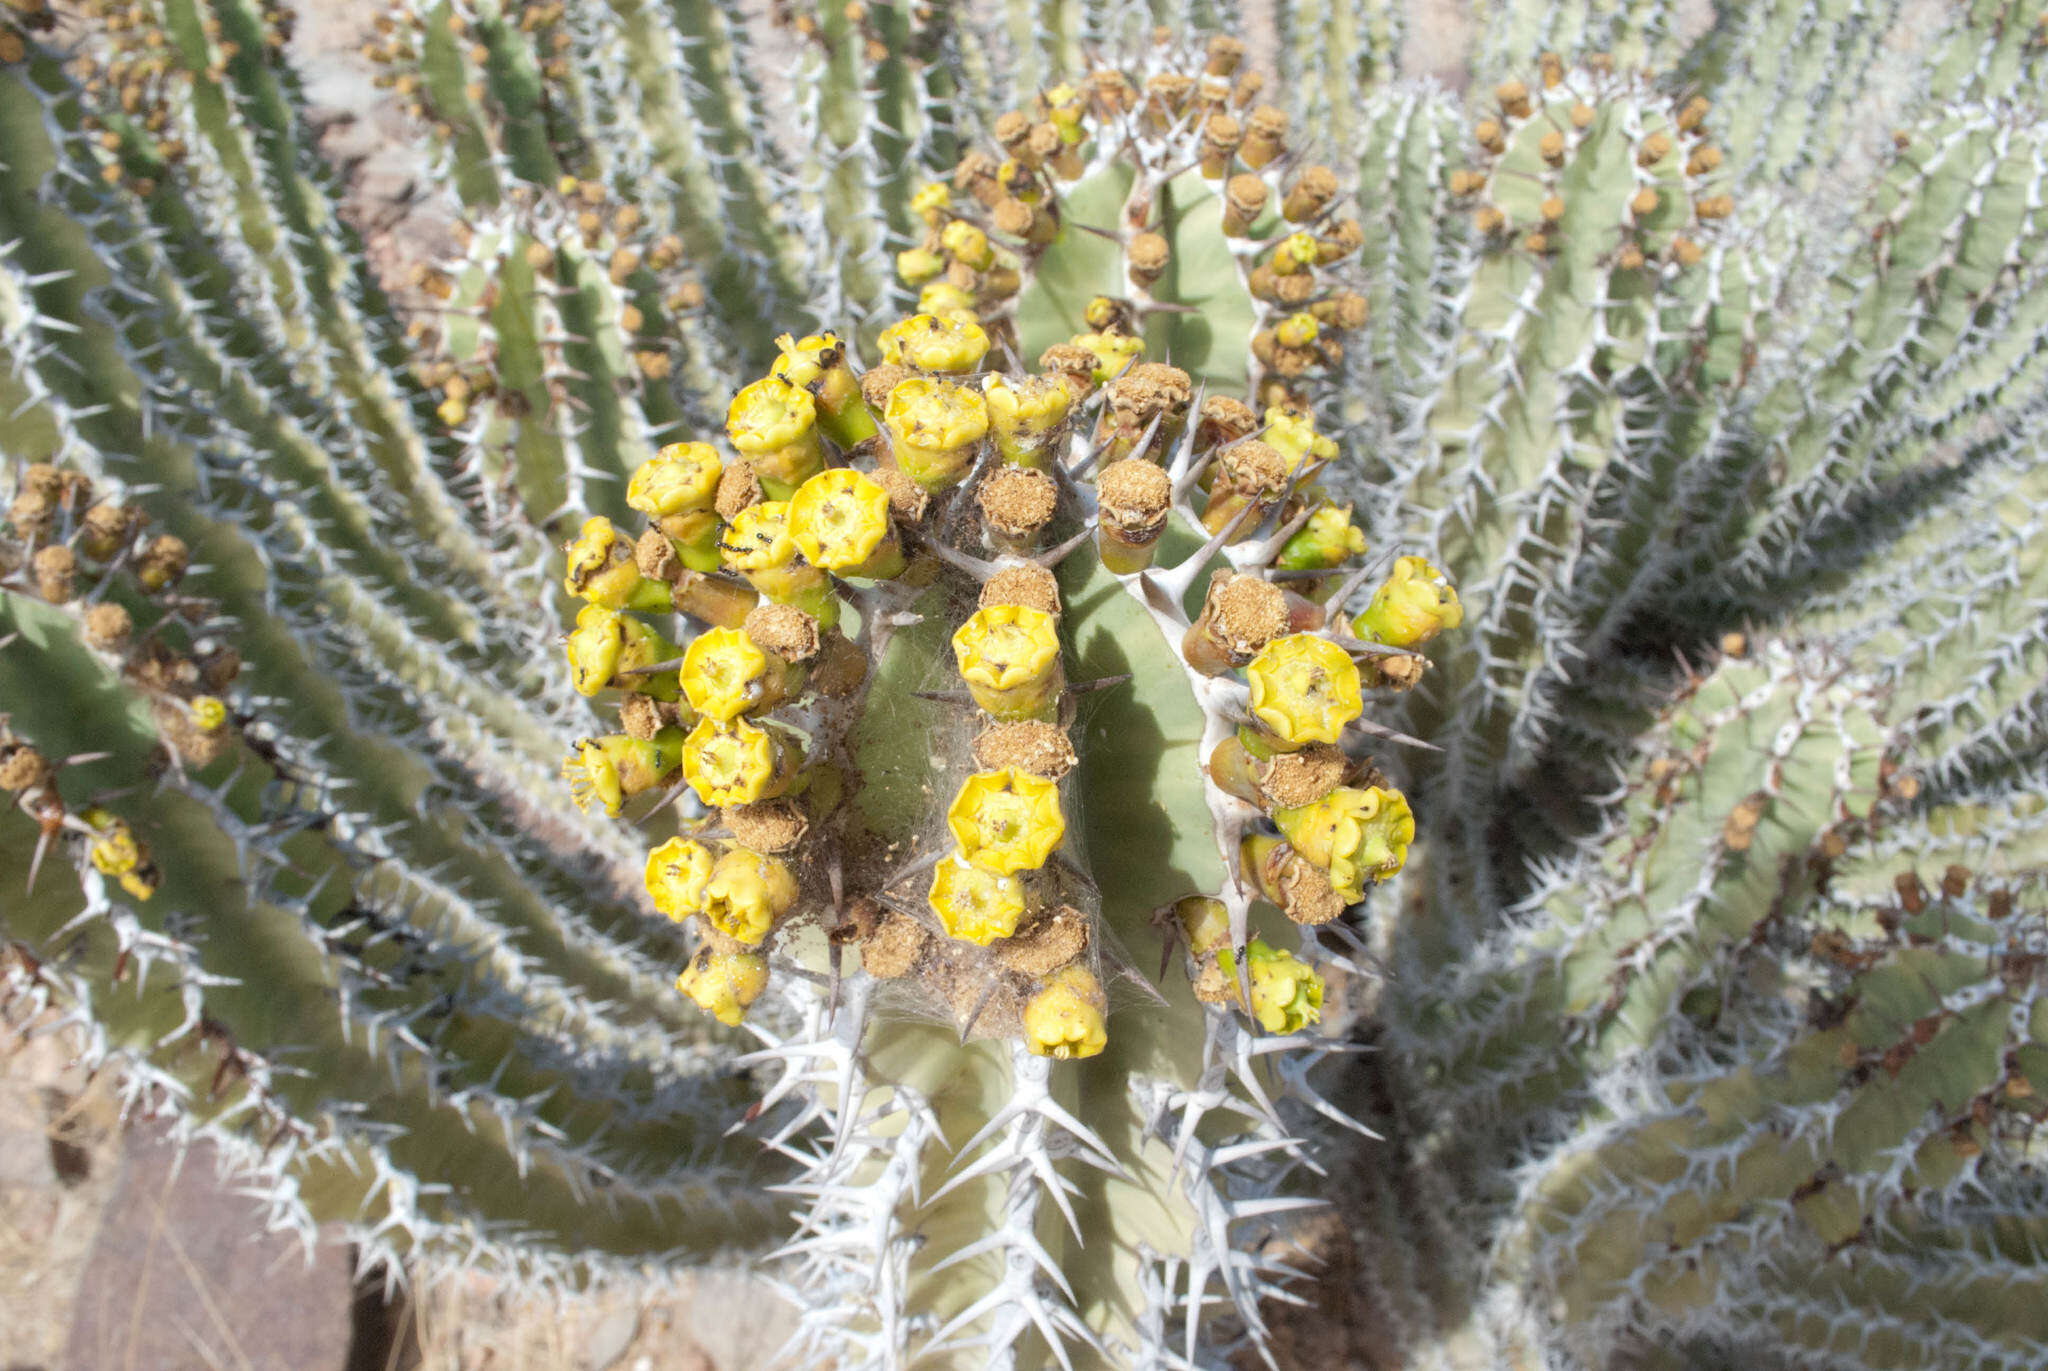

left=2, top=0, right=2045, bottom=1368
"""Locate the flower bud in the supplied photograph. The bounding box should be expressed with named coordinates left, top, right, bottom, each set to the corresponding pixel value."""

left=563, top=729, right=686, bottom=816
left=1353, top=555, right=1462, bottom=647
left=1071, top=330, right=1145, bottom=384
left=1251, top=404, right=1324, bottom=469
left=1244, top=633, right=1364, bottom=748
left=1219, top=940, right=1325, bottom=1033
left=952, top=604, right=1064, bottom=720
left=897, top=245, right=946, bottom=285
left=1277, top=504, right=1367, bottom=572
left=644, top=836, right=716, bottom=920
left=700, top=847, right=797, bottom=945
left=939, top=219, right=996, bottom=272
left=911, top=180, right=952, bottom=226
left=565, top=604, right=683, bottom=700
left=928, top=851, right=1028, bottom=944
left=1023, top=965, right=1108, bottom=1059
left=946, top=767, right=1066, bottom=874
left=918, top=280, right=982, bottom=325
left=564, top=515, right=673, bottom=612
left=1273, top=785, right=1414, bottom=900
left=676, top=947, right=770, bottom=1026
left=1174, top=895, right=1232, bottom=957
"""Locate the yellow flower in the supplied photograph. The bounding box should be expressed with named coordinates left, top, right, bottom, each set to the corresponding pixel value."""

left=680, top=627, right=772, bottom=722
left=880, top=313, right=990, bottom=373
left=644, top=837, right=716, bottom=920
left=726, top=377, right=825, bottom=498
left=768, top=334, right=831, bottom=390
left=788, top=468, right=902, bottom=577
left=897, top=246, right=946, bottom=285
left=918, top=281, right=982, bottom=323
left=681, top=717, right=796, bottom=808
left=676, top=948, right=770, bottom=1026
left=190, top=696, right=229, bottom=731
left=563, top=515, right=671, bottom=612
left=910, top=180, right=952, bottom=226
left=883, top=376, right=990, bottom=491
left=1270, top=231, right=1321, bottom=275
left=564, top=604, right=682, bottom=701
left=1275, top=313, right=1319, bottom=349
left=951, top=604, right=1064, bottom=720
left=563, top=731, right=685, bottom=816
left=1262, top=405, right=1338, bottom=471
left=927, top=852, right=1027, bottom=944
left=1073, top=330, right=1145, bottom=383
left=81, top=807, right=138, bottom=875
left=1173, top=895, right=1232, bottom=957
left=982, top=373, right=1072, bottom=467
left=946, top=768, right=1065, bottom=874
left=701, top=847, right=797, bottom=945
left=1274, top=785, right=1415, bottom=900
left=1044, top=83, right=1084, bottom=140
left=718, top=500, right=838, bottom=627
left=938, top=220, right=994, bottom=271
left=1023, top=965, right=1108, bottom=1060
left=718, top=500, right=798, bottom=574
left=1245, top=634, right=1363, bottom=747
left=771, top=333, right=875, bottom=448
left=1220, top=940, right=1325, bottom=1033
left=80, top=807, right=158, bottom=901
left=626, top=442, right=723, bottom=518
left=1277, top=504, right=1367, bottom=572
left=1354, top=556, right=1464, bottom=648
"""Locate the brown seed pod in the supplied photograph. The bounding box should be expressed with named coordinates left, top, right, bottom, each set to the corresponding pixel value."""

left=1127, top=231, right=1169, bottom=289
left=1241, top=105, right=1288, bottom=169
left=1281, top=165, right=1338, bottom=223
left=1200, top=113, right=1242, bottom=178
left=83, top=602, right=134, bottom=651
left=0, top=743, right=54, bottom=793
left=973, top=721, right=1078, bottom=781
left=1222, top=173, right=1269, bottom=237
left=32, top=544, right=77, bottom=602
left=979, top=563, right=1062, bottom=617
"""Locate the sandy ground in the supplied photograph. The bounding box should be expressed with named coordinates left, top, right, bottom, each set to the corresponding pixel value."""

left=0, top=1000, right=786, bottom=1369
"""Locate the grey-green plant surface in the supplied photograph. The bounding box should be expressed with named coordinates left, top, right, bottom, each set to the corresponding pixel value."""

left=1, top=1, right=2045, bottom=1368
